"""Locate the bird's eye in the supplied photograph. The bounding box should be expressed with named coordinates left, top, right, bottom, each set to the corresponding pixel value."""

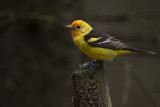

left=77, top=26, right=80, bottom=29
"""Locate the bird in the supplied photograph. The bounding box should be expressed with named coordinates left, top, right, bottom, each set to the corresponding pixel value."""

left=65, top=20, right=155, bottom=63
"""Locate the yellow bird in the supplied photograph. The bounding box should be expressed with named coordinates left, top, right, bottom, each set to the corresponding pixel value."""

left=65, top=20, right=155, bottom=62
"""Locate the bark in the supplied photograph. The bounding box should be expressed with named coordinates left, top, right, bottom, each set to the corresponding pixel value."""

left=72, top=61, right=112, bottom=107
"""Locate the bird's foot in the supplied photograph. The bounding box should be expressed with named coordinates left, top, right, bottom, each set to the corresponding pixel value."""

left=80, top=59, right=103, bottom=70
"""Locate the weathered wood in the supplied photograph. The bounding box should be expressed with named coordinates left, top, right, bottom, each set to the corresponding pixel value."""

left=72, top=61, right=112, bottom=107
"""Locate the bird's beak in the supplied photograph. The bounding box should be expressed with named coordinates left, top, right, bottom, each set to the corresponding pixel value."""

left=65, top=25, right=74, bottom=29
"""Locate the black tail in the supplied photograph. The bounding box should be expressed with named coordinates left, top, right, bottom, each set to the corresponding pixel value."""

left=125, top=47, right=155, bottom=55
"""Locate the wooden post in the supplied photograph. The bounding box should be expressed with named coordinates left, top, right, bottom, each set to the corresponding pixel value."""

left=72, top=61, right=112, bottom=107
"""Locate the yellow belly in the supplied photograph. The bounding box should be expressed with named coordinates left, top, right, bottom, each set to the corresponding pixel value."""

left=80, top=46, right=118, bottom=61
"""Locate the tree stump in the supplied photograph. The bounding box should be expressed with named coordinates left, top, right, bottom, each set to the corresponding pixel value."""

left=72, top=61, right=112, bottom=107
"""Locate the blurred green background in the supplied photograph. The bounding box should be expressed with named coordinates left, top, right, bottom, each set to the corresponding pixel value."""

left=0, top=0, right=159, bottom=107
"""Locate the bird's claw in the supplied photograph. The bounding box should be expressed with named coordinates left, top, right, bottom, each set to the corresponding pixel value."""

left=80, top=60, right=103, bottom=70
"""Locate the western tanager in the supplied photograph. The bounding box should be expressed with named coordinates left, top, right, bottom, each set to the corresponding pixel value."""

left=65, top=20, right=155, bottom=62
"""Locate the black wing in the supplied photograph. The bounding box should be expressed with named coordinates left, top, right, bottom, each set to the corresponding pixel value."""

left=84, top=29, right=155, bottom=54
left=84, top=29, right=131, bottom=50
